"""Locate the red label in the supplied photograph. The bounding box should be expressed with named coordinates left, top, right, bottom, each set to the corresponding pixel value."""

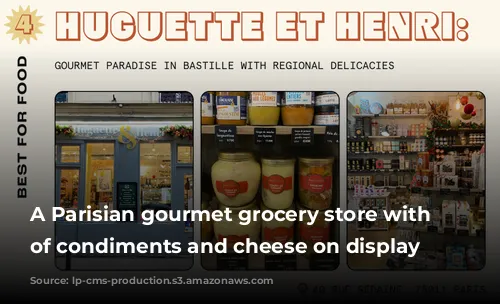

left=215, top=180, right=249, bottom=198
left=300, top=174, right=332, bottom=193
left=299, top=224, right=329, bottom=243
left=262, top=175, right=293, bottom=194
left=217, top=234, right=249, bottom=247
left=263, top=226, right=294, bottom=243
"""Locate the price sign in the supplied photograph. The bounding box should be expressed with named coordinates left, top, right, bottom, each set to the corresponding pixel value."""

left=215, top=125, right=237, bottom=146
left=324, top=126, right=339, bottom=144
left=264, top=254, right=297, bottom=270
left=291, top=128, right=314, bottom=146
left=216, top=253, right=248, bottom=270
left=440, top=188, right=452, bottom=195
left=254, top=128, right=276, bottom=145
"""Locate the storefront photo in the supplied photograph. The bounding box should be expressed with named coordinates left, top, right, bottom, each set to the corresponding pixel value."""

left=199, top=92, right=340, bottom=270
left=346, top=92, right=486, bottom=270
left=55, top=91, right=194, bottom=270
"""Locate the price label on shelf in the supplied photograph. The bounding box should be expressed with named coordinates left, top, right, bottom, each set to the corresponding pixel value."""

left=264, top=254, right=297, bottom=270
left=440, top=188, right=452, bottom=195
left=254, top=128, right=276, bottom=145
left=459, top=188, right=471, bottom=196
left=309, top=253, right=338, bottom=270
left=215, top=125, right=237, bottom=146
left=324, top=126, right=339, bottom=144
left=216, top=253, right=248, bottom=270
left=291, top=128, right=314, bottom=146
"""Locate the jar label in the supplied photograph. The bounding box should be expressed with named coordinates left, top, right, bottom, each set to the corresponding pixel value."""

left=217, top=234, right=249, bottom=247
left=201, top=92, right=214, bottom=117
left=315, top=94, right=339, bottom=106
left=250, top=92, right=278, bottom=107
left=423, top=176, right=429, bottom=185
left=262, top=175, right=293, bottom=194
left=216, top=96, right=247, bottom=120
left=215, top=180, right=249, bottom=197
left=300, top=174, right=332, bottom=193
left=299, top=224, right=329, bottom=243
left=263, top=226, right=293, bottom=243
left=284, top=92, right=314, bottom=105
left=313, top=114, right=339, bottom=126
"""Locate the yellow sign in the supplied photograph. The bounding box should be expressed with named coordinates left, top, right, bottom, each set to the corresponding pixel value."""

left=5, top=6, right=44, bottom=44
left=117, top=126, right=137, bottom=150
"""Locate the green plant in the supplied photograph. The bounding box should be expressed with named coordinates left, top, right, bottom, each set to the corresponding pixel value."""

left=160, top=125, right=193, bottom=140
left=56, top=125, right=75, bottom=137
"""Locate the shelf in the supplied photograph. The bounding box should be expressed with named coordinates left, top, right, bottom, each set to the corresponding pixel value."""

left=352, top=114, right=427, bottom=118
left=348, top=151, right=419, bottom=155
left=367, top=136, right=426, bottom=139
left=348, top=169, right=414, bottom=174
left=434, top=128, right=485, bottom=132
left=437, top=144, right=483, bottom=149
left=201, top=125, right=327, bottom=135
left=357, top=228, right=389, bottom=231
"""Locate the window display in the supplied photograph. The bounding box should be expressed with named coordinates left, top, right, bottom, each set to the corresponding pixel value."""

left=346, top=92, right=486, bottom=270
left=201, top=91, right=340, bottom=271
left=85, top=143, right=114, bottom=212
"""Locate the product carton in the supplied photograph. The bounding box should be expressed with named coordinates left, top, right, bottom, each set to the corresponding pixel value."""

left=455, top=201, right=471, bottom=234
left=441, top=200, right=456, bottom=231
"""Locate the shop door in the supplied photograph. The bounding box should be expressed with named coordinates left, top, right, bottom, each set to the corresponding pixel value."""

left=172, top=167, right=193, bottom=234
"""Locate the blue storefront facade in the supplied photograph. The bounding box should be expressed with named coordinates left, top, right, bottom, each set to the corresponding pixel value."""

left=55, top=98, right=194, bottom=270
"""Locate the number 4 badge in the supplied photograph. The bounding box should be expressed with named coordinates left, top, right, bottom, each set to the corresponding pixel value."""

left=5, top=6, right=44, bottom=44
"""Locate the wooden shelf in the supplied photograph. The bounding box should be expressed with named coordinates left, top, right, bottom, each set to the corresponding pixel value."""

left=367, top=136, right=426, bottom=139
left=201, top=125, right=327, bottom=135
left=352, top=114, right=427, bottom=118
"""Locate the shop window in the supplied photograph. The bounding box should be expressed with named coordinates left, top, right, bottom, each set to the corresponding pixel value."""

left=59, top=169, right=79, bottom=210
left=140, top=143, right=172, bottom=213
left=177, top=146, right=193, bottom=164
left=60, top=145, right=80, bottom=163
left=85, top=143, right=114, bottom=212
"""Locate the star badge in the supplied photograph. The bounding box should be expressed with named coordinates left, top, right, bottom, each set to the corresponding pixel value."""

left=5, top=6, right=44, bottom=44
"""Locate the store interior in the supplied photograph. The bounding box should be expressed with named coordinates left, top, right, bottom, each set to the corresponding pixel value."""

left=346, top=92, right=486, bottom=270
left=200, top=92, right=340, bottom=270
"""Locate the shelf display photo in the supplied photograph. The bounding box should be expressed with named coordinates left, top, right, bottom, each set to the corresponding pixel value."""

left=346, top=91, right=486, bottom=270
left=200, top=91, right=340, bottom=270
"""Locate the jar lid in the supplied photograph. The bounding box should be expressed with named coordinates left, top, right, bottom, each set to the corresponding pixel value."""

left=261, top=157, right=295, bottom=165
left=218, top=150, right=254, bottom=161
left=299, top=157, right=334, bottom=165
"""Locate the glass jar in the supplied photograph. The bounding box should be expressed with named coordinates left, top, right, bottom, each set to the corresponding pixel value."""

left=297, top=205, right=330, bottom=256
left=261, top=203, right=295, bottom=244
left=215, top=91, right=248, bottom=125
left=201, top=198, right=213, bottom=242
left=281, top=92, right=315, bottom=126
left=201, top=92, right=215, bottom=125
left=261, top=157, right=295, bottom=209
left=214, top=201, right=261, bottom=248
left=248, top=92, right=280, bottom=126
left=313, top=104, right=340, bottom=126
left=298, top=157, right=334, bottom=210
left=211, top=150, right=261, bottom=207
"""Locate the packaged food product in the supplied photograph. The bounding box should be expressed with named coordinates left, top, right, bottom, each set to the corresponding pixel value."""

left=261, top=203, right=295, bottom=244
left=313, top=105, right=339, bottom=126
left=211, top=150, right=261, bottom=207
left=417, top=152, right=430, bottom=170
left=201, top=198, right=213, bottom=242
left=201, top=92, right=215, bottom=125
left=415, top=170, right=422, bottom=187
left=315, top=92, right=339, bottom=106
left=214, top=201, right=261, bottom=249
left=298, top=205, right=329, bottom=255
left=298, top=157, right=334, bottom=210
left=421, top=169, right=433, bottom=187
left=261, top=157, right=295, bottom=209
left=215, top=92, right=248, bottom=125
left=281, top=92, right=315, bottom=126
left=248, top=92, right=280, bottom=126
